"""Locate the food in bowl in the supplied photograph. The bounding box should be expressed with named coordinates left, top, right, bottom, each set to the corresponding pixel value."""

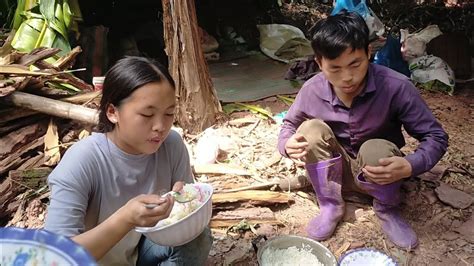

left=135, top=182, right=213, bottom=247
left=155, top=184, right=208, bottom=227
left=260, top=244, right=324, bottom=266
left=339, top=248, right=397, bottom=266
left=257, top=235, right=337, bottom=266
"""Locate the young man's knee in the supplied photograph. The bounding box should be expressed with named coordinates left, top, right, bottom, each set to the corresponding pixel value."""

left=358, top=139, right=401, bottom=166
left=297, top=119, right=334, bottom=143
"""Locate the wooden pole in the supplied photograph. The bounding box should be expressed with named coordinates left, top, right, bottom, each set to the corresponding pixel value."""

left=0, top=91, right=99, bottom=125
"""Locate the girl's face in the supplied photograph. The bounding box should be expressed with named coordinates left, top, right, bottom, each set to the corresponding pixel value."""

left=106, top=81, right=176, bottom=155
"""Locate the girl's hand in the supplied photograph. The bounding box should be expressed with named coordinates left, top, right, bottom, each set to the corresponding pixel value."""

left=118, top=194, right=174, bottom=228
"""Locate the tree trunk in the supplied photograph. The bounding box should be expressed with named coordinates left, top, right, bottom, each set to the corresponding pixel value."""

left=162, top=0, right=222, bottom=134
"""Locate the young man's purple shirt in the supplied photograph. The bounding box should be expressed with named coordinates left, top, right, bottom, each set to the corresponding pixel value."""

left=278, top=63, right=448, bottom=176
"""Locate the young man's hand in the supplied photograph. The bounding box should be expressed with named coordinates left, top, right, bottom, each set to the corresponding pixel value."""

left=362, top=156, right=413, bottom=185
left=285, top=133, right=309, bottom=166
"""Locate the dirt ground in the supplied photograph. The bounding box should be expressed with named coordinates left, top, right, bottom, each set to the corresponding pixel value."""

left=204, top=83, right=474, bottom=265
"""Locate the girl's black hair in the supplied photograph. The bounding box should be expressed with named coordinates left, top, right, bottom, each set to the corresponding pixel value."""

left=98, top=56, right=175, bottom=133
left=310, top=10, right=369, bottom=61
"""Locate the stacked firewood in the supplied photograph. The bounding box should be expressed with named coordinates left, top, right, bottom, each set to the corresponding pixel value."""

left=0, top=43, right=100, bottom=224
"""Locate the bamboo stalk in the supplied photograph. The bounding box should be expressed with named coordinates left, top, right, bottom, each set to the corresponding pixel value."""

left=0, top=91, right=98, bottom=125
left=63, top=90, right=101, bottom=104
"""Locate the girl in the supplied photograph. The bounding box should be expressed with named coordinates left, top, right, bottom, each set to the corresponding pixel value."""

left=45, top=56, right=213, bottom=265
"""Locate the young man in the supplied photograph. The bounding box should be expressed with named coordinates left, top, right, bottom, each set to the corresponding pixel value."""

left=277, top=11, right=448, bottom=249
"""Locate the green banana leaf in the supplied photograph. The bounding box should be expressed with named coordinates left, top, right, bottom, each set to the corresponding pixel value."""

left=11, top=0, right=79, bottom=57
left=46, top=80, right=80, bottom=92
left=12, top=10, right=70, bottom=56
left=11, top=17, right=44, bottom=52
left=12, top=0, right=37, bottom=29
left=276, top=95, right=295, bottom=106
left=223, top=102, right=273, bottom=120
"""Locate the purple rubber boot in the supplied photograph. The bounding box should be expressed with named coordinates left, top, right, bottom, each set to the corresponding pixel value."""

left=305, top=154, right=345, bottom=240
left=356, top=174, right=418, bottom=249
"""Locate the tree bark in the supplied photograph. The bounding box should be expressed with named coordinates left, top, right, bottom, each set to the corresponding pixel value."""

left=162, top=0, right=222, bottom=134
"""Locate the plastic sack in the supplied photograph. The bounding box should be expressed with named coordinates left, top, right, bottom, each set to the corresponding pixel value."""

left=257, top=24, right=313, bottom=63
left=400, top=25, right=443, bottom=61
left=409, top=55, right=455, bottom=95
left=373, top=34, right=410, bottom=77
left=331, top=0, right=385, bottom=39
left=194, top=128, right=219, bottom=164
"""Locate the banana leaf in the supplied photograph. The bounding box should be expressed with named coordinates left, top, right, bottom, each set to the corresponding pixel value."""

left=11, top=17, right=45, bottom=52
left=223, top=103, right=273, bottom=120
left=11, top=0, right=77, bottom=55
left=12, top=10, right=70, bottom=56
left=66, top=0, right=82, bottom=34
left=276, top=95, right=295, bottom=106
left=46, top=80, right=80, bottom=92
left=11, top=0, right=37, bottom=30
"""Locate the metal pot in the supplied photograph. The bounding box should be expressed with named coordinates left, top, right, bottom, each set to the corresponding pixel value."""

left=256, top=235, right=337, bottom=266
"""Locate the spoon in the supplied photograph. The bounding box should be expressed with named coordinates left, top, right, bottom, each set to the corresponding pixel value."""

left=144, top=191, right=196, bottom=209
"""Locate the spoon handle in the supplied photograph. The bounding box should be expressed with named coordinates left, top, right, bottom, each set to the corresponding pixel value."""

left=144, top=203, right=160, bottom=209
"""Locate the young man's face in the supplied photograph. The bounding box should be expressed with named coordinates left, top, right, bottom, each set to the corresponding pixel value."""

left=317, top=47, right=371, bottom=100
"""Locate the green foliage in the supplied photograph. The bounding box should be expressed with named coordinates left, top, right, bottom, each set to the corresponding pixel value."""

left=223, top=102, right=274, bottom=120
left=10, top=0, right=82, bottom=56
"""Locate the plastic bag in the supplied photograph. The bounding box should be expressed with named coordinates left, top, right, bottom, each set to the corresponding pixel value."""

left=373, top=34, right=410, bottom=77
left=331, top=0, right=385, bottom=39
left=194, top=128, right=219, bottom=164
left=400, top=25, right=443, bottom=61
left=409, top=55, right=455, bottom=95
left=257, top=24, right=313, bottom=63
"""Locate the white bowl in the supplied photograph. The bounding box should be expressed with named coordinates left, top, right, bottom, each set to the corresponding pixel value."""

left=135, top=183, right=213, bottom=247
left=339, top=248, right=397, bottom=266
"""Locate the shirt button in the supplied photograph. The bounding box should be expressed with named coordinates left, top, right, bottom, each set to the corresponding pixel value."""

left=350, top=133, right=355, bottom=138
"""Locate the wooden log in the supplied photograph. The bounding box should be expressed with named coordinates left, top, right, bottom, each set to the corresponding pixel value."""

left=0, top=91, right=99, bottom=125
left=210, top=207, right=282, bottom=228
left=210, top=219, right=281, bottom=228
left=193, top=163, right=251, bottom=176
left=212, top=190, right=292, bottom=205
left=220, top=175, right=310, bottom=193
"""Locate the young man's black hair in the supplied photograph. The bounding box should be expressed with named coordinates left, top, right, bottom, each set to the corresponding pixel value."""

left=310, top=11, right=369, bottom=61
